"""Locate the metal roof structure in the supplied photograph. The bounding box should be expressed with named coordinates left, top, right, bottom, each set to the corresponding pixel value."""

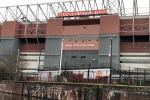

left=0, top=0, right=149, bottom=24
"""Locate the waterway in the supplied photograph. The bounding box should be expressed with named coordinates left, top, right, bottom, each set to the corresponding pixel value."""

left=0, top=92, right=49, bottom=100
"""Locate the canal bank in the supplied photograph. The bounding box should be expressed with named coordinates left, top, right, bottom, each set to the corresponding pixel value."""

left=0, top=82, right=150, bottom=100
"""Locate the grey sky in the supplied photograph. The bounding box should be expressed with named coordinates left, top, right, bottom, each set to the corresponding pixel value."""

left=0, top=0, right=66, bottom=7
left=0, top=0, right=149, bottom=8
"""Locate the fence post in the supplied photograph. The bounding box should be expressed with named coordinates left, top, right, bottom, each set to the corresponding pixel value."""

left=144, top=69, right=145, bottom=86
left=137, top=68, right=138, bottom=85
left=79, top=88, right=82, bottom=100
left=96, top=86, right=99, bottom=100
left=137, top=68, right=139, bottom=85
left=128, top=66, right=130, bottom=85
left=119, top=65, right=121, bottom=84
left=84, top=88, right=86, bottom=100
left=65, top=61, right=67, bottom=76
left=87, top=64, right=90, bottom=83
left=40, top=72, right=42, bottom=81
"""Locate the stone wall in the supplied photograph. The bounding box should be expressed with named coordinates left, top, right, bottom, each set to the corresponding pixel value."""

left=23, top=83, right=100, bottom=100
left=0, top=83, right=23, bottom=94
left=0, top=82, right=150, bottom=100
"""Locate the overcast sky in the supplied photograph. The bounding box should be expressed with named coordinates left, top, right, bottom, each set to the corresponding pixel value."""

left=0, top=0, right=66, bottom=7
left=0, top=0, right=149, bottom=7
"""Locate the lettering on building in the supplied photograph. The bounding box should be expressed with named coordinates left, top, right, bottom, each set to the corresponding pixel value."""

left=65, top=44, right=94, bottom=47
left=58, top=10, right=107, bottom=17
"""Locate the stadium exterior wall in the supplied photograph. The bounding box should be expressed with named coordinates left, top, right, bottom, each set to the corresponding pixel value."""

left=0, top=15, right=150, bottom=71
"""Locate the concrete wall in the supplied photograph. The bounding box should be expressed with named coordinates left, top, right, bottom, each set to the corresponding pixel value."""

left=98, top=34, right=120, bottom=70
left=44, top=36, right=61, bottom=69
left=0, top=37, right=20, bottom=55
left=0, top=82, right=150, bottom=100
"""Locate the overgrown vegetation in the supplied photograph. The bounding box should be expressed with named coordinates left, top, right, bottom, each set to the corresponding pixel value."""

left=0, top=48, right=29, bottom=81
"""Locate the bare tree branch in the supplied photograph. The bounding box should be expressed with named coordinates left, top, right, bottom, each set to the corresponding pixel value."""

left=0, top=48, right=29, bottom=81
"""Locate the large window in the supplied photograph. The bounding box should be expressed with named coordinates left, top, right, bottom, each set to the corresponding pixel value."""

left=63, top=19, right=100, bottom=26
left=120, top=36, right=149, bottom=42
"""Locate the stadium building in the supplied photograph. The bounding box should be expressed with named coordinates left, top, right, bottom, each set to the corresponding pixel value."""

left=0, top=0, right=150, bottom=78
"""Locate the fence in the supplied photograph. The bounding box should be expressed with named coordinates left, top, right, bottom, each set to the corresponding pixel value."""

left=111, top=65, right=150, bottom=86
left=16, top=63, right=150, bottom=86
left=19, top=69, right=110, bottom=84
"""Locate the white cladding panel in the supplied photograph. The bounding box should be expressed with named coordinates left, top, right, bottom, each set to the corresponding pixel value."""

left=21, top=56, right=44, bottom=60
left=26, top=61, right=44, bottom=69
left=121, top=63, right=150, bottom=70
left=120, top=53, right=150, bottom=70
left=20, top=52, right=44, bottom=71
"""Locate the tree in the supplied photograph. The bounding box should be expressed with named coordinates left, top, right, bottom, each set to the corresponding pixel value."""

left=0, top=48, right=29, bottom=81
left=0, top=63, right=6, bottom=81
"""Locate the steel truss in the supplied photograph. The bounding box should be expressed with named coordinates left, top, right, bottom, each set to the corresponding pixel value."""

left=0, top=0, right=149, bottom=24
left=0, top=0, right=102, bottom=24
left=102, top=0, right=145, bottom=16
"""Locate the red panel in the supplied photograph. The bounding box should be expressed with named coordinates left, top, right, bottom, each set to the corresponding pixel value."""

left=134, top=42, right=149, bottom=52
left=20, top=43, right=45, bottom=52
left=86, top=25, right=100, bottom=34
left=86, top=40, right=99, bottom=50
left=62, top=26, right=74, bottom=35
left=17, top=24, right=47, bottom=38
left=73, top=25, right=87, bottom=35
left=120, top=19, right=133, bottom=25
left=63, top=40, right=99, bottom=50
left=120, top=18, right=149, bottom=36
left=1, top=21, right=20, bottom=37
left=58, top=10, right=106, bottom=17
left=62, top=24, right=100, bottom=35
left=15, top=22, right=21, bottom=38
left=46, top=19, right=63, bottom=36
left=120, top=42, right=133, bottom=52
left=134, top=18, right=149, bottom=36
left=120, top=42, right=149, bottom=53
left=120, top=19, right=132, bottom=36
left=0, top=25, right=2, bottom=38
left=99, top=15, right=120, bottom=34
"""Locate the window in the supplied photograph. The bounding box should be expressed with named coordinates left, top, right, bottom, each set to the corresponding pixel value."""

left=120, top=36, right=133, bottom=42
left=127, top=28, right=131, bottom=31
left=20, top=54, right=27, bottom=56
left=72, top=56, right=76, bottom=58
left=81, top=56, right=86, bottom=58
left=121, top=28, right=124, bottom=31
left=137, top=28, right=140, bottom=31
left=143, top=27, right=147, bottom=31
left=144, top=46, right=147, bottom=49
left=134, top=36, right=149, bottom=42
